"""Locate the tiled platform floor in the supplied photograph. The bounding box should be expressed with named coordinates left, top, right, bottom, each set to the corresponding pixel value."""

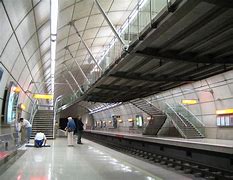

left=0, top=138, right=194, bottom=180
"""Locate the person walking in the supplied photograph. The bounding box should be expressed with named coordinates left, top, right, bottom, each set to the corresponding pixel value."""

left=65, top=117, right=76, bottom=146
left=19, top=118, right=32, bottom=143
left=76, top=116, right=84, bottom=144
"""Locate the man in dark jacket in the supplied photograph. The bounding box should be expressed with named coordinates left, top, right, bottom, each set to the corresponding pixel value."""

left=76, top=116, right=84, bottom=144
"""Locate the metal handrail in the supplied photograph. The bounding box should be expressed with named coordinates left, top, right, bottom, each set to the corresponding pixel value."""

left=29, top=100, right=38, bottom=126
left=53, top=95, right=63, bottom=139
left=166, top=113, right=187, bottom=138
left=178, top=103, right=205, bottom=126
left=165, top=102, right=187, bottom=127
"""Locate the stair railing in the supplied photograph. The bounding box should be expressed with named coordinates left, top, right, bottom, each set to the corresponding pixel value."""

left=53, top=95, right=63, bottom=139
left=29, top=100, right=38, bottom=126
left=176, top=103, right=205, bottom=136
left=165, top=102, right=187, bottom=138
left=145, top=99, right=166, bottom=115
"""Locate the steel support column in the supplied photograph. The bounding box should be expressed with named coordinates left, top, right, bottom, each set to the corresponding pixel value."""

left=69, top=21, right=102, bottom=72
left=94, top=0, right=126, bottom=47
left=61, top=73, right=77, bottom=96
left=65, top=46, right=90, bottom=84
left=63, top=63, right=84, bottom=94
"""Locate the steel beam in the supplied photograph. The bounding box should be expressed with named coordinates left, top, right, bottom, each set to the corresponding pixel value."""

left=61, top=74, right=77, bottom=96
left=110, top=72, right=195, bottom=82
left=63, top=63, right=84, bottom=94
left=69, top=21, right=102, bottom=72
left=94, top=0, right=126, bottom=47
left=136, top=48, right=233, bottom=64
left=65, top=46, right=90, bottom=84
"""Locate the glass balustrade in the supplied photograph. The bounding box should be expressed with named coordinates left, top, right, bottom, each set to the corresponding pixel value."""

left=172, top=103, right=205, bottom=136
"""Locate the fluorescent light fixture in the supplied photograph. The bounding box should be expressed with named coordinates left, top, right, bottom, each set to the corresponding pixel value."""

left=118, top=119, right=123, bottom=123
left=89, top=102, right=122, bottom=114
left=51, top=60, right=55, bottom=75
left=216, top=109, right=233, bottom=115
left=33, top=94, right=54, bottom=100
left=51, top=0, right=58, bottom=35
left=128, top=118, right=133, bottom=122
left=51, top=41, right=56, bottom=61
left=19, top=103, right=26, bottom=110
left=181, top=99, right=198, bottom=105
left=50, top=0, right=58, bottom=96
left=13, top=86, right=21, bottom=93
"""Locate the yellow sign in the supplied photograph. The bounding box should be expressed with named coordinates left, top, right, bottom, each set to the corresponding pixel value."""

left=181, top=99, right=197, bottom=105
left=216, top=109, right=233, bottom=115
left=33, top=94, right=53, bottom=100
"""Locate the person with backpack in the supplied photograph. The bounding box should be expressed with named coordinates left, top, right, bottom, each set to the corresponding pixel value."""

left=76, top=116, right=84, bottom=144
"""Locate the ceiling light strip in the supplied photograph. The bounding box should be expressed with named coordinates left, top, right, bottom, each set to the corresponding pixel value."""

left=50, top=0, right=58, bottom=95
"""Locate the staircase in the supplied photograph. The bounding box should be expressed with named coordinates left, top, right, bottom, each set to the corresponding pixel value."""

left=130, top=98, right=167, bottom=135
left=31, top=110, right=54, bottom=139
left=165, top=103, right=204, bottom=138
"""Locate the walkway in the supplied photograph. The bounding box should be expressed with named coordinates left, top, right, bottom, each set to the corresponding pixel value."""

left=0, top=138, right=195, bottom=180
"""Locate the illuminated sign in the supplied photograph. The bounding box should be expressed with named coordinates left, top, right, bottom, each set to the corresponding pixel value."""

left=5, top=82, right=19, bottom=124
left=181, top=99, right=198, bottom=105
left=136, top=115, right=143, bottom=127
left=118, top=119, right=123, bottom=123
left=216, top=109, right=233, bottom=115
left=33, top=94, right=53, bottom=100
left=128, top=118, right=133, bottom=122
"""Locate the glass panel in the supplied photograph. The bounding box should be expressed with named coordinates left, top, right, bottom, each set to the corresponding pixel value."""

left=139, top=0, right=151, bottom=32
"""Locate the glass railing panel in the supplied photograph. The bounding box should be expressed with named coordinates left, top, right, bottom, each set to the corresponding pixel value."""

left=165, top=107, right=187, bottom=138
left=173, top=104, right=205, bottom=135
left=128, top=14, right=139, bottom=43
left=151, top=0, right=167, bottom=19
left=120, top=21, right=130, bottom=45
left=139, top=0, right=151, bottom=32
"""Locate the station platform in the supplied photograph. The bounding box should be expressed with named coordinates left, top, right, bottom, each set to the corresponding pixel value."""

left=0, top=138, right=194, bottom=180
left=84, top=130, right=233, bottom=155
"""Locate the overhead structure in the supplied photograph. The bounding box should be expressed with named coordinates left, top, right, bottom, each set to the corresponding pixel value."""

left=69, top=21, right=103, bottom=72
left=61, top=73, right=77, bottom=96
left=65, top=46, right=90, bottom=84
left=94, top=0, right=126, bottom=47
left=63, top=63, right=83, bottom=94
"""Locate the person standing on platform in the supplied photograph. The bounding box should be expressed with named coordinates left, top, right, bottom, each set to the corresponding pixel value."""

left=65, top=117, right=76, bottom=146
left=76, top=116, right=84, bottom=144
left=19, top=118, right=32, bottom=143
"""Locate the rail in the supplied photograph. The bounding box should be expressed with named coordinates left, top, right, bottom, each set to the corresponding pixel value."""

left=29, top=100, right=38, bottom=126
left=165, top=102, right=187, bottom=138
left=53, top=95, right=63, bottom=138
left=176, top=103, right=205, bottom=135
